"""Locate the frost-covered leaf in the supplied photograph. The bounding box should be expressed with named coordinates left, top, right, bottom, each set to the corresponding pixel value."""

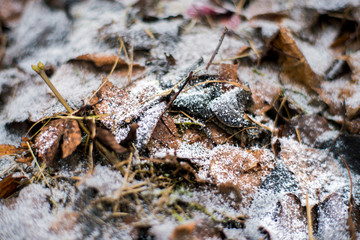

left=210, top=145, right=275, bottom=205
left=148, top=113, right=179, bottom=154
left=210, top=87, right=253, bottom=127
left=34, top=119, right=81, bottom=166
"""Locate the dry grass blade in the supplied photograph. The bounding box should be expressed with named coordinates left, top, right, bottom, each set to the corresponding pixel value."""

left=306, top=194, right=314, bottom=240
left=26, top=142, right=52, bottom=194
left=88, top=38, right=124, bottom=103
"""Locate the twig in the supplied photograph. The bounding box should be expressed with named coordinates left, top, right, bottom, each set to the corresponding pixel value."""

left=306, top=194, right=314, bottom=240
left=0, top=33, right=6, bottom=69
left=165, top=72, right=193, bottom=111
left=338, top=152, right=357, bottom=240
left=127, top=41, right=134, bottom=85
left=206, top=27, right=228, bottom=70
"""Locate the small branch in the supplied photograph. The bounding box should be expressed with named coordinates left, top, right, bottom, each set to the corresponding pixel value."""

left=206, top=27, right=228, bottom=70
left=165, top=71, right=193, bottom=111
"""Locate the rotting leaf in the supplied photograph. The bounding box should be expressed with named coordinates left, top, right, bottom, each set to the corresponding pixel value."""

left=34, top=119, right=81, bottom=167
left=271, top=27, right=321, bottom=93
left=0, top=174, right=26, bottom=199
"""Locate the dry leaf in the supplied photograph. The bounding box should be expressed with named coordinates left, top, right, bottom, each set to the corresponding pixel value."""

left=34, top=119, right=81, bottom=167
left=181, top=127, right=213, bottom=149
left=271, top=27, right=321, bottom=93
left=148, top=113, right=179, bottom=153
left=170, top=220, right=224, bottom=240
left=0, top=0, right=29, bottom=26
left=72, top=53, right=145, bottom=74
left=210, top=145, right=275, bottom=205
left=61, top=119, right=82, bottom=159
left=206, top=122, right=237, bottom=145
left=276, top=193, right=306, bottom=234
left=0, top=174, right=26, bottom=199
left=96, top=127, right=129, bottom=154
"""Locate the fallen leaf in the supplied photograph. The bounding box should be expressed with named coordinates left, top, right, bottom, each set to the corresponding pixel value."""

left=0, top=0, right=29, bottom=26
left=206, top=122, right=237, bottom=145
left=0, top=144, right=19, bottom=156
left=280, top=114, right=331, bottom=145
left=34, top=119, right=82, bottom=167
left=210, top=145, right=275, bottom=205
left=0, top=174, right=26, bottom=199
left=275, top=193, right=306, bottom=234
left=170, top=220, right=224, bottom=240
left=96, top=127, right=129, bottom=154
left=271, top=27, right=321, bottom=93
left=71, top=53, right=145, bottom=74
left=181, top=127, right=213, bottom=149
left=61, top=119, right=82, bottom=159
left=148, top=113, right=179, bottom=154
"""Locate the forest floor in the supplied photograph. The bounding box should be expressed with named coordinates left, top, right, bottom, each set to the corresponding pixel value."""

left=1, top=0, right=360, bottom=239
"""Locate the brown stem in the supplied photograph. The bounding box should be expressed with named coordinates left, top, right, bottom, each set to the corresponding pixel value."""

left=206, top=27, right=228, bottom=70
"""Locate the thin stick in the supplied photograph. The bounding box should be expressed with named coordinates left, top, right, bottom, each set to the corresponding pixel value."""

left=165, top=72, right=193, bottom=111
left=0, top=34, right=6, bottom=69
left=206, top=27, right=228, bottom=70
left=338, top=152, right=357, bottom=240
left=127, top=42, right=134, bottom=85
left=306, top=194, right=314, bottom=240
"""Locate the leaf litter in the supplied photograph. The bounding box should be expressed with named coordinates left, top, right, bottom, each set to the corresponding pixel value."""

left=1, top=0, right=360, bottom=239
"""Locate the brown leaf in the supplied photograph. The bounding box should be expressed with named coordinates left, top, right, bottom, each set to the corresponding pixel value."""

left=96, top=127, right=129, bottom=154
left=276, top=193, right=306, bottom=234
left=61, top=119, right=82, bottom=159
left=120, top=123, right=139, bottom=147
left=280, top=114, right=331, bottom=145
left=271, top=27, right=321, bottom=93
left=181, top=128, right=213, bottom=149
left=206, top=122, right=237, bottom=145
left=148, top=113, right=179, bottom=154
left=0, top=0, right=29, bottom=26
left=50, top=211, right=80, bottom=234
left=71, top=53, right=145, bottom=73
left=170, top=220, right=224, bottom=240
left=0, top=174, right=26, bottom=199
left=210, top=146, right=275, bottom=205
left=34, top=119, right=82, bottom=167
left=0, top=144, right=19, bottom=156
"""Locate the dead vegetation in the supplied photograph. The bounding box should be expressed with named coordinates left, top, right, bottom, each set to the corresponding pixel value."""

left=1, top=0, right=360, bottom=239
